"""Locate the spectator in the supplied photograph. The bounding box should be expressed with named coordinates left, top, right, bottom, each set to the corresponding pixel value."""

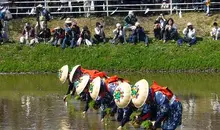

left=62, top=18, right=75, bottom=49
left=129, top=22, right=149, bottom=47
left=20, top=23, right=37, bottom=45
left=77, top=25, right=92, bottom=46
left=161, top=0, right=169, bottom=9
left=123, top=11, right=137, bottom=43
left=94, top=22, right=106, bottom=44
left=177, top=22, right=196, bottom=46
left=38, top=23, right=51, bottom=43
left=49, top=26, right=65, bottom=46
left=163, top=18, right=178, bottom=43
left=0, top=6, right=12, bottom=42
left=155, top=14, right=167, bottom=40
left=35, top=4, right=51, bottom=36
left=71, top=21, right=81, bottom=44
left=210, top=22, right=220, bottom=40
left=154, top=20, right=162, bottom=40
left=110, top=23, right=124, bottom=44
left=204, top=0, right=211, bottom=16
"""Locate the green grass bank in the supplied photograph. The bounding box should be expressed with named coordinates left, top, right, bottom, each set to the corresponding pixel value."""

left=0, top=38, right=220, bottom=73
left=1, top=12, right=220, bottom=73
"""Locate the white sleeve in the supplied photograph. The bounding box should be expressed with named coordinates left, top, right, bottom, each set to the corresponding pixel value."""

left=113, top=28, right=117, bottom=34
left=95, top=27, right=100, bottom=35
left=183, top=28, right=187, bottom=35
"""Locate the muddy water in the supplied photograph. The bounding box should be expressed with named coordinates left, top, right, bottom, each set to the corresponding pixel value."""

left=0, top=73, right=220, bottom=130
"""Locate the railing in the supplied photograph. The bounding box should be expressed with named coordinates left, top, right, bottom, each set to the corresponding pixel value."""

left=1, top=0, right=220, bottom=16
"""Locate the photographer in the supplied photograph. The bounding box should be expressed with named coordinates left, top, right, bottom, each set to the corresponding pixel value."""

left=163, top=18, right=178, bottom=43
left=129, top=22, right=149, bottom=47
left=177, top=22, right=197, bottom=46
left=20, top=23, right=37, bottom=45
left=50, top=26, right=65, bottom=46
left=77, top=25, right=93, bottom=46
left=155, top=14, right=167, bottom=40
left=110, top=23, right=124, bottom=44
left=94, top=22, right=106, bottom=44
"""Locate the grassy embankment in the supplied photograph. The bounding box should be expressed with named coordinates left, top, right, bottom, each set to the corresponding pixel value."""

left=1, top=12, right=220, bottom=73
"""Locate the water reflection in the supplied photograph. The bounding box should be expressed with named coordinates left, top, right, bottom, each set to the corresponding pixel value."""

left=1, top=73, right=220, bottom=130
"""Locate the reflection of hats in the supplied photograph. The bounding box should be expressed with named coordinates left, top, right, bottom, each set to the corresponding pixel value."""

left=89, top=77, right=101, bottom=100
left=65, top=18, right=72, bottom=23
left=128, top=11, right=134, bottom=15
left=69, top=65, right=81, bottom=83
left=187, top=22, right=192, bottom=26
left=116, top=23, right=121, bottom=27
left=58, top=65, right=69, bottom=84
left=37, top=4, right=43, bottom=8
left=113, top=82, right=132, bottom=108
left=131, top=79, right=149, bottom=108
left=135, top=22, right=140, bottom=27
left=75, top=74, right=90, bottom=95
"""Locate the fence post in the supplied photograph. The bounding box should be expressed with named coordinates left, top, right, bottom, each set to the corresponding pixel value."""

left=106, top=0, right=109, bottom=16
left=44, top=0, right=47, bottom=9
left=170, top=0, right=173, bottom=14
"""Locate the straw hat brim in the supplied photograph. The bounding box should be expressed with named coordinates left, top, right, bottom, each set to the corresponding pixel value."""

left=75, top=74, right=90, bottom=95
left=58, top=65, right=69, bottom=84
left=113, top=82, right=132, bottom=108
left=89, top=77, right=101, bottom=100
left=69, top=65, right=81, bottom=83
left=131, top=79, right=149, bottom=108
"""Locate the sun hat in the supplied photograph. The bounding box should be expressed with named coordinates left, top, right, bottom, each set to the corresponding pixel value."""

left=69, top=65, right=81, bottom=83
left=89, top=76, right=101, bottom=100
left=58, top=65, right=69, bottom=84
left=65, top=18, right=72, bottom=24
left=116, top=23, right=121, bottom=28
left=131, top=79, right=149, bottom=108
left=113, top=82, right=132, bottom=108
left=187, top=22, right=192, bottom=26
left=75, top=74, right=90, bottom=95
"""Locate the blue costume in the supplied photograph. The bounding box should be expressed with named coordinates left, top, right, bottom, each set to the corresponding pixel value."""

left=138, top=89, right=182, bottom=130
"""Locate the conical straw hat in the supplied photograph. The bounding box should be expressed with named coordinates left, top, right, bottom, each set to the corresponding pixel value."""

left=113, top=82, right=132, bottom=108
left=131, top=79, right=149, bottom=108
left=58, top=65, right=69, bottom=84
left=75, top=74, right=90, bottom=95
left=69, top=65, right=81, bottom=83
left=89, top=76, right=101, bottom=100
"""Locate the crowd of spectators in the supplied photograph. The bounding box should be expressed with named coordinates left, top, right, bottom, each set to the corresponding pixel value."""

left=0, top=1, right=219, bottom=46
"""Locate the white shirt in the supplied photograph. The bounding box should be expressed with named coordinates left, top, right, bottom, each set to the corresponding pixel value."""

left=183, top=27, right=196, bottom=39
left=210, top=27, right=220, bottom=36
left=113, top=28, right=123, bottom=36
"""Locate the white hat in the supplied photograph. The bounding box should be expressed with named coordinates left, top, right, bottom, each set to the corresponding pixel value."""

left=58, top=65, right=69, bottom=84
left=128, top=11, right=134, bottom=15
left=131, top=79, right=149, bottom=108
left=89, top=77, right=101, bottom=100
left=135, top=22, right=140, bottom=27
left=65, top=18, right=72, bottom=24
left=69, top=65, right=81, bottom=83
left=187, top=22, right=192, bottom=26
left=37, top=4, right=43, bottom=8
left=75, top=74, right=90, bottom=95
left=113, top=82, right=132, bottom=108
left=116, top=23, right=121, bottom=27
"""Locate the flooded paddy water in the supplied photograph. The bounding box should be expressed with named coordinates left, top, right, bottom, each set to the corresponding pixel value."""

left=0, top=73, right=220, bottom=130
